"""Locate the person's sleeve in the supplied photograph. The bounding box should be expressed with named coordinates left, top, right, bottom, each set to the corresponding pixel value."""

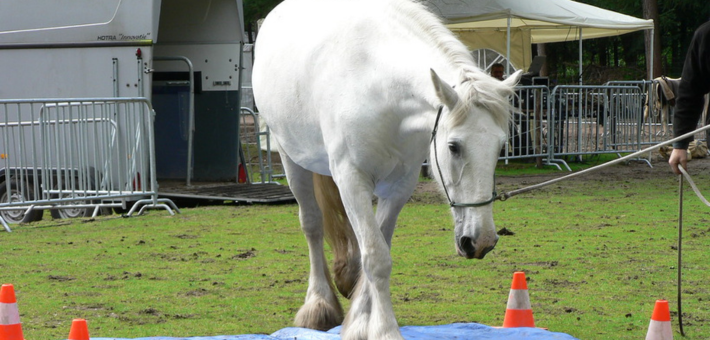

left=673, top=23, right=710, bottom=149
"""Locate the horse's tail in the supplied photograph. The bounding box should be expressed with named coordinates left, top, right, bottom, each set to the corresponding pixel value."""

left=313, top=173, right=361, bottom=299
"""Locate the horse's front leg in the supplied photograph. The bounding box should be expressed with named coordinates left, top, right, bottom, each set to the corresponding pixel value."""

left=337, top=173, right=404, bottom=340
left=376, top=172, right=421, bottom=246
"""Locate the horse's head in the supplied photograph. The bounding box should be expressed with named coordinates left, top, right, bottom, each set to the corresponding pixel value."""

left=429, top=69, right=521, bottom=259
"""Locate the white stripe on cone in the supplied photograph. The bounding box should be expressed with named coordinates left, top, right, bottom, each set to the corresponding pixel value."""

left=507, top=289, right=532, bottom=310
left=645, top=319, right=673, bottom=340
left=0, top=302, right=21, bottom=325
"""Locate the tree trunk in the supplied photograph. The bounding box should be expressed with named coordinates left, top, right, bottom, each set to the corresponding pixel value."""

left=643, top=0, right=662, bottom=78
left=598, top=39, right=608, bottom=66
left=246, top=22, right=254, bottom=44
left=537, top=43, right=548, bottom=77
left=621, top=35, right=637, bottom=68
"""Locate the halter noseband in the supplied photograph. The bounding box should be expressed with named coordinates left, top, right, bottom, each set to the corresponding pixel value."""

left=430, top=105, right=498, bottom=208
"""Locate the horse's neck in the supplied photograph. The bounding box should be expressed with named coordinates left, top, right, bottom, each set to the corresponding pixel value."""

left=391, top=0, right=473, bottom=67
left=383, top=0, right=476, bottom=88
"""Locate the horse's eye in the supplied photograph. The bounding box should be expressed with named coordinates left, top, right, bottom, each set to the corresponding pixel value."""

left=448, top=142, right=460, bottom=155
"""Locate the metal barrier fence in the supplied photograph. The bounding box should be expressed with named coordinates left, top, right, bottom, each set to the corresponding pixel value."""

left=501, top=82, right=708, bottom=171
left=605, top=80, right=673, bottom=145
left=239, top=107, right=283, bottom=183
left=0, top=98, right=178, bottom=231
left=502, top=86, right=552, bottom=163
left=550, top=85, right=646, bottom=158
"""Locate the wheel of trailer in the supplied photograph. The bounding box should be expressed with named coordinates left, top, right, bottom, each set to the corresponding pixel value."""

left=50, top=200, right=93, bottom=219
left=0, top=180, right=43, bottom=223
left=49, top=170, right=106, bottom=219
left=49, top=186, right=94, bottom=219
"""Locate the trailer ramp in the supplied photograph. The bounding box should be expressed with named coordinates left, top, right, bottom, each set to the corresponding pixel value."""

left=158, top=181, right=294, bottom=204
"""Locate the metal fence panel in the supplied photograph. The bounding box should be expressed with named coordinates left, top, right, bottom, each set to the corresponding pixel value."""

left=502, top=86, right=551, bottom=162
left=548, top=85, right=649, bottom=165
left=606, top=80, right=673, bottom=146
left=0, top=98, right=178, bottom=231
left=239, top=107, right=283, bottom=184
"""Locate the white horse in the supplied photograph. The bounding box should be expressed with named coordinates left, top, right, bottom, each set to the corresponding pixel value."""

left=252, top=0, right=521, bottom=339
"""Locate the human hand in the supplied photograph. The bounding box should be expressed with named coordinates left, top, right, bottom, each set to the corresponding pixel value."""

left=668, top=148, right=688, bottom=175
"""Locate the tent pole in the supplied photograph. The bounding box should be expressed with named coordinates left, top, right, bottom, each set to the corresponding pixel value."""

left=579, top=27, right=583, bottom=85
left=506, top=15, right=511, bottom=76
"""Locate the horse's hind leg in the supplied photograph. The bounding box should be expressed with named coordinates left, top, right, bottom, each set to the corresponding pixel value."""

left=281, top=155, right=343, bottom=331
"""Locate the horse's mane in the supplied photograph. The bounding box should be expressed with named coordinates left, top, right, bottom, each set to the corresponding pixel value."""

left=388, top=0, right=514, bottom=131
left=448, top=70, right=515, bottom=131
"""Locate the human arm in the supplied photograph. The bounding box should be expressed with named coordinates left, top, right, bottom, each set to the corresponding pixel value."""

left=672, top=22, right=710, bottom=150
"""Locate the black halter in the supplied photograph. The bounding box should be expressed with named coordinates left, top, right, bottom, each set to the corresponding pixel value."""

left=430, top=106, right=498, bottom=208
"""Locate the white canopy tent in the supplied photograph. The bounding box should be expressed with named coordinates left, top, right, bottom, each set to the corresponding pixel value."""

left=422, top=0, right=655, bottom=81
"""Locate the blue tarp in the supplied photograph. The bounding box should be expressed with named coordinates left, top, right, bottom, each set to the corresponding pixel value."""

left=92, top=323, right=579, bottom=340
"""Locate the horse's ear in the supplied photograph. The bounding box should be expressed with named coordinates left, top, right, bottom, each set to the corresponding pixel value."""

left=503, top=70, right=523, bottom=88
left=430, top=69, right=458, bottom=109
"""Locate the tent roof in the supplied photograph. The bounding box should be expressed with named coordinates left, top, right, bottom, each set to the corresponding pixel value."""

left=423, top=0, right=654, bottom=44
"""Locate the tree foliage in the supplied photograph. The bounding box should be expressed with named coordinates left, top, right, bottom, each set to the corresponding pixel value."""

left=544, top=0, right=709, bottom=83
left=243, top=0, right=283, bottom=43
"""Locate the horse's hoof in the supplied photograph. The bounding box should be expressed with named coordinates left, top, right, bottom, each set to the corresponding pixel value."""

left=341, top=303, right=370, bottom=340
left=340, top=319, right=369, bottom=340
left=294, top=297, right=344, bottom=331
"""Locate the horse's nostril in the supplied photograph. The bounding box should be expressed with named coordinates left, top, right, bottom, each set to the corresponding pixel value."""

left=459, top=236, right=476, bottom=258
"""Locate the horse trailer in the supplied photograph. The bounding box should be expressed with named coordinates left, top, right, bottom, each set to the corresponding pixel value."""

left=0, top=0, right=293, bottom=227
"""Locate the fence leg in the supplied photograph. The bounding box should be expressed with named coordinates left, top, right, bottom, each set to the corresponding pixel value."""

left=0, top=216, right=11, bottom=232
left=125, top=197, right=180, bottom=217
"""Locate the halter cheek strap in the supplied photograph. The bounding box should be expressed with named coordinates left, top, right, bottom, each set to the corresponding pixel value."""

left=430, top=105, right=498, bottom=208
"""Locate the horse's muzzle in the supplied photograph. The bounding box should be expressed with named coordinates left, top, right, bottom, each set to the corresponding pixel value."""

left=457, top=236, right=498, bottom=259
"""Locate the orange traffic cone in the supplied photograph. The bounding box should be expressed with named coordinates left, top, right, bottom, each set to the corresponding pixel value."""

left=645, top=299, right=673, bottom=340
left=0, top=284, right=24, bottom=340
left=68, top=318, right=90, bottom=340
left=502, top=272, right=535, bottom=328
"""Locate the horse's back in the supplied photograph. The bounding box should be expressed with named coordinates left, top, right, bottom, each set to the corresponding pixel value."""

left=253, top=0, right=437, bottom=176
left=253, top=0, right=384, bottom=109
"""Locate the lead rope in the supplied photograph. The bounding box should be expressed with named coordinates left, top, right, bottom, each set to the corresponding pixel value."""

left=499, top=125, right=710, bottom=201
left=676, top=164, right=710, bottom=337
left=677, top=168, right=685, bottom=337
left=676, top=164, right=710, bottom=335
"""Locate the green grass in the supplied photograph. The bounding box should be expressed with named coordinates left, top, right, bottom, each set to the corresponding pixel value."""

left=496, top=153, right=643, bottom=175
left=2, top=164, right=710, bottom=339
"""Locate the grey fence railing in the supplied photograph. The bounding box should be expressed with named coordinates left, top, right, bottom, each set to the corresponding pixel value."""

left=0, top=98, right=179, bottom=232
left=498, top=82, right=700, bottom=171
left=239, top=107, right=286, bottom=183
left=503, top=85, right=551, bottom=162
